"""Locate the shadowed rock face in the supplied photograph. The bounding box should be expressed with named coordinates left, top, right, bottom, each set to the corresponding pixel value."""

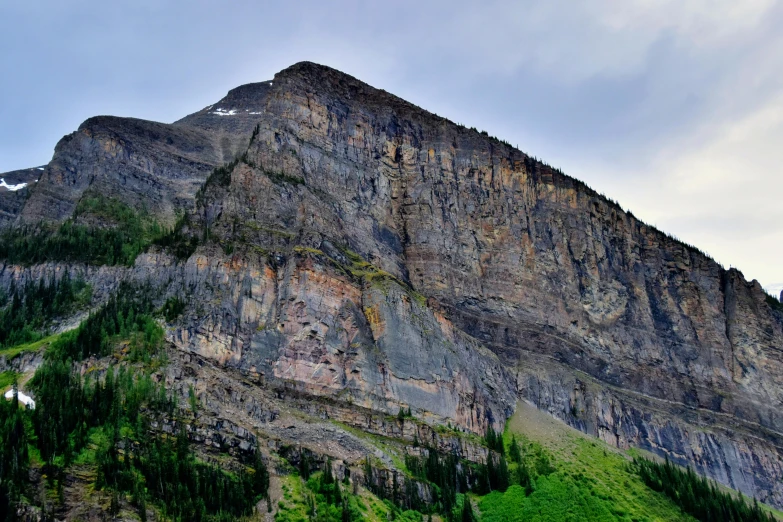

left=0, top=167, right=40, bottom=225
left=4, top=82, right=274, bottom=225
left=18, top=117, right=224, bottom=223
left=174, top=80, right=274, bottom=135
left=3, top=61, right=783, bottom=506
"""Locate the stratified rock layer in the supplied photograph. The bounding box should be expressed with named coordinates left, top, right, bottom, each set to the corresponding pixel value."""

left=2, top=61, right=782, bottom=506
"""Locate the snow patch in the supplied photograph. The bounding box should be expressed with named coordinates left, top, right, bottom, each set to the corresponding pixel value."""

left=0, top=178, right=28, bottom=191
left=4, top=389, right=35, bottom=409
left=248, top=112, right=262, bottom=115
left=210, top=108, right=238, bottom=116
left=269, top=82, right=273, bottom=86
left=36, top=167, right=45, bottom=171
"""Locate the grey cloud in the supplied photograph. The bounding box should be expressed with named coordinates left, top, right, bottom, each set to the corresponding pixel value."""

left=1, top=0, right=781, bottom=284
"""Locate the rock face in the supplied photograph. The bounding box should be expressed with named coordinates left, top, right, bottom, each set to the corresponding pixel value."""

left=3, top=61, right=783, bottom=507
left=127, top=250, right=515, bottom=434
left=12, top=82, right=273, bottom=225
left=0, top=167, right=40, bottom=225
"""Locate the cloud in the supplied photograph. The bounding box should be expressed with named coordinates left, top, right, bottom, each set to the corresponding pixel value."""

left=608, top=87, right=783, bottom=285
left=0, top=0, right=781, bottom=285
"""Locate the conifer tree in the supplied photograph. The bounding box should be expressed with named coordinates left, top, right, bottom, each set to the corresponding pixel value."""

left=518, top=461, right=533, bottom=495
left=461, top=497, right=477, bottom=522
left=509, top=435, right=522, bottom=464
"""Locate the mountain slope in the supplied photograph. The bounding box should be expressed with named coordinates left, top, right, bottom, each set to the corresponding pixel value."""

left=12, top=81, right=273, bottom=226
left=1, top=61, right=782, bottom=514
left=0, top=167, right=40, bottom=225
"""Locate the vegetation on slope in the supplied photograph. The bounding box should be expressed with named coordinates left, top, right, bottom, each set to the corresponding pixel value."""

left=274, top=466, right=437, bottom=522
left=97, top=425, right=269, bottom=522
left=0, top=371, right=20, bottom=391
left=0, top=194, right=164, bottom=266
left=765, top=292, right=783, bottom=312
left=0, top=271, right=91, bottom=349
left=491, top=401, right=783, bottom=522
left=491, top=402, right=693, bottom=521
left=272, top=398, right=782, bottom=522
left=0, top=385, right=28, bottom=520
left=43, top=281, right=160, bottom=361
left=0, top=281, right=270, bottom=521
left=152, top=212, right=201, bottom=260
left=633, top=456, right=775, bottom=522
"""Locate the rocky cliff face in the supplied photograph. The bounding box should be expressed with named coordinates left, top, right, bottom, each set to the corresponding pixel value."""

left=0, top=167, right=40, bottom=225
left=2, top=61, right=782, bottom=507
left=125, top=250, right=515, bottom=434
left=15, top=81, right=272, bottom=225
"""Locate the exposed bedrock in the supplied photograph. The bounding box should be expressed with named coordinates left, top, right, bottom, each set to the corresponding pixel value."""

left=191, top=61, right=783, bottom=503
left=130, top=250, right=515, bottom=435
left=3, top=61, right=782, bottom=506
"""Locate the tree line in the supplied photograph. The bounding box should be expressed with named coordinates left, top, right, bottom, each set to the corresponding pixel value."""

left=45, top=281, right=158, bottom=361
left=303, top=459, right=363, bottom=521
left=97, top=424, right=268, bottom=522
left=365, top=425, right=517, bottom=518
left=0, top=195, right=163, bottom=267
left=633, top=456, right=775, bottom=522
left=0, top=271, right=91, bottom=349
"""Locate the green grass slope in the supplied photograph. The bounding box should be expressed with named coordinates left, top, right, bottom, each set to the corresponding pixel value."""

left=484, top=401, right=695, bottom=521
left=482, top=400, right=782, bottom=522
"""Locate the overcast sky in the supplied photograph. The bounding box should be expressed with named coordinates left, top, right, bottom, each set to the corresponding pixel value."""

left=1, top=0, right=781, bottom=292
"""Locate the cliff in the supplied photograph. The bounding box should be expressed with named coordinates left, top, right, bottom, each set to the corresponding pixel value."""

left=2, top=61, right=782, bottom=509
left=0, top=167, right=40, bottom=225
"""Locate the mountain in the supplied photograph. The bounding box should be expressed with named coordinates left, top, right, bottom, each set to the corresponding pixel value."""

left=1, top=62, right=782, bottom=521
left=0, top=167, right=41, bottom=225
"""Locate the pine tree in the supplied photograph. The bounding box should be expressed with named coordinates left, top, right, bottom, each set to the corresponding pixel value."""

left=461, top=497, right=477, bottom=522
left=324, top=459, right=334, bottom=484
left=486, top=453, right=496, bottom=492
left=485, top=426, right=497, bottom=450
left=509, top=435, right=522, bottom=463
left=518, top=461, right=532, bottom=495
left=497, top=452, right=510, bottom=492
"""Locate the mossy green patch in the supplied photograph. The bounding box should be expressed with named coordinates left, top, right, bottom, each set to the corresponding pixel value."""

left=331, top=420, right=410, bottom=473
left=0, top=370, right=20, bottom=391
left=293, top=246, right=325, bottom=256
left=275, top=474, right=310, bottom=522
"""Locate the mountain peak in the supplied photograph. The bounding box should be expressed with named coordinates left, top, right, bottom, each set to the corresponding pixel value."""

left=275, top=60, right=355, bottom=81
left=2, top=61, right=783, bottom=513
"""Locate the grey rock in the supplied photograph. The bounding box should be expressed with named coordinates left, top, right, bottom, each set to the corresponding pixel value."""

left=4, top=61, right=783, bottom=508
left=0, top=167, right=40, bottom=225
